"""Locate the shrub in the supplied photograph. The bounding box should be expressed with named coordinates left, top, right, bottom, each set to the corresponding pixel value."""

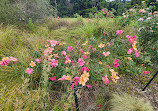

left=0, top=0, right=51, bottom=25
left=0, top=0, right=22, bottom=25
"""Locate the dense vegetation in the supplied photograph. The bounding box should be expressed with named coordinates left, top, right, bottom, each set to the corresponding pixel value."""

left=0, top=0, right=158, bottom=111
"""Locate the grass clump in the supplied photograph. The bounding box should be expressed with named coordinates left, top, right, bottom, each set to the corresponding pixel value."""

left=109, top=92, right=154, bottom=111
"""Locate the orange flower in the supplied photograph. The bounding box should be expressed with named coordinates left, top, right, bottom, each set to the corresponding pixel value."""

left=45, top=44, right=49, bottom=47
left=110, top=72, right=119, bottom=83
left=84, top=52, right=90, bottom=55
left=98, top=61, right=102, bottom=64
left=127, top=57, right=133, bottom=61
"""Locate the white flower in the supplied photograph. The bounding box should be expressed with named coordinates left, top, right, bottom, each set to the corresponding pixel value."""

left=138, top=18, right=144, bottom=21
left=147, top=17, right=151, bottom=20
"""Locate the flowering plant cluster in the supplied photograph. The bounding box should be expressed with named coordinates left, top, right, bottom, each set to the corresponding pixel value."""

left=101, top=8, right=115, bottom=18
left=136, top=2, right=158, bottom=63
left=0, top=27, right=152, bottom=90
left=119, top=2, right=157, bottom=63
left=0, top=27, right=151, bottom=90
left=0, top=57, right=17, bottom=66
left=15, top=29, right=150, bottom=89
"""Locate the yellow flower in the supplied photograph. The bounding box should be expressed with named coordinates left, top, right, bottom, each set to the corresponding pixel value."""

left=53, top=54, right=58, bottom=56
left=81, top=71, right=90, bottom=81
left=79, top=76, right=86, bottom=86
left=67, top=59, right=71, bottom=64
left=48, top=55, right=53, bottom=58
left=110, top=72, right=119, bottom=83
left=98, top=43, right=105, bottom=48
left=82, top=41, right=88, bottom=45
left=84, top=52, right=90, bottom=55
left=65, top=75, right=71, bottom=80
left=109, top=69, right=115, bottom=73
left=132, top=41, right=137, bottom=50
left=29, top=61, right=36, bottom=67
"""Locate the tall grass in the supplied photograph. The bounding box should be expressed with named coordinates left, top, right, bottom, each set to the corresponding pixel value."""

left=0, top=77, right=43, bottom=110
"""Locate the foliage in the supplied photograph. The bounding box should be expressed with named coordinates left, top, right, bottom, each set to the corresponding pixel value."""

left=0, top=0, right=22, bottom=25
left=137, top=1, right=158, bottom=63
left=0, top=0, right=51, bottom=25
left=51, top=0, right=140, bottom=17
left=28, top=18, right=35, bottom=32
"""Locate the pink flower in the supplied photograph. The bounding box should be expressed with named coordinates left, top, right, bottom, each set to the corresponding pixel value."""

left=135, top=50, right=139, bottom=57
left=102, top=9, right=104, bottom=11
left=127, top=48, right=133, bottom=54
left=83, top=55, right=87, bottom=59
left=67, top=46, right=73, bottom=52
left=116, top=30, right=123, bottom=35
left=88, top=45, right=92, bottom=50
left=48, top=47, right=54, bottom=54
left=113, top=59, right=120, bottom=68
left=61, top=51, right=66, bottom=56
left=103, top=11, right=106, bottom=14
left=0, top=57, right=11, bottom=66
left=78, top=58, right=85, bottom=66
left=53, top=54, right=59, bottom=58
left=128, top=35, right=136, bottom=44
left=51, top=59, right=58, bottom=67
left=58, top=75, right=67, bottom=80
left=86, top=85, right=92, bottom=88
left=58, top=16, right=60, bottom=19
left=73, top=76, right=80, bottom=86
left=26, top=68, right=34, bottom=74
left=35, top=59, right=41, bottom=63
left=80, top=49, right=84, bottom=53
left=50, top=76, right=56, bottom=81
left=10, top=57, right=17, bottom=64
left=48, top=17, right=51, bottom=20
left=126, top=35, right=132, bottom=38
left=107, top=65, right=110, bottom=68
left=102, top=75, right=109, bottom=84
left=92, top=48, right=96, bottom=52
left=71, top=60, right=75, bottom=65
left=47, top=40, right=58, bottom=47
left=66, top=55, right=70, bottom=59
left=143, top=71, right=150, bottom=74
left=71, top=83, right=75, bottom=90
left=64, top=59, right=71, bottom=64
left=86, top=18, right=90, bottom=22
left=43, top=49, right=49, bottom=55
left=103, top=32, right=107, bottom=35
left=81, top=67, right=90, bottom=72
left=103, top=51, right=110, bottom=57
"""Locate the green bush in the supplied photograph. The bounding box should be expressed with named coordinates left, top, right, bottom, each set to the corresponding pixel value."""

left=0, top=0, right=22, bottom=25
left=0, top=0, right=51, bottom=25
